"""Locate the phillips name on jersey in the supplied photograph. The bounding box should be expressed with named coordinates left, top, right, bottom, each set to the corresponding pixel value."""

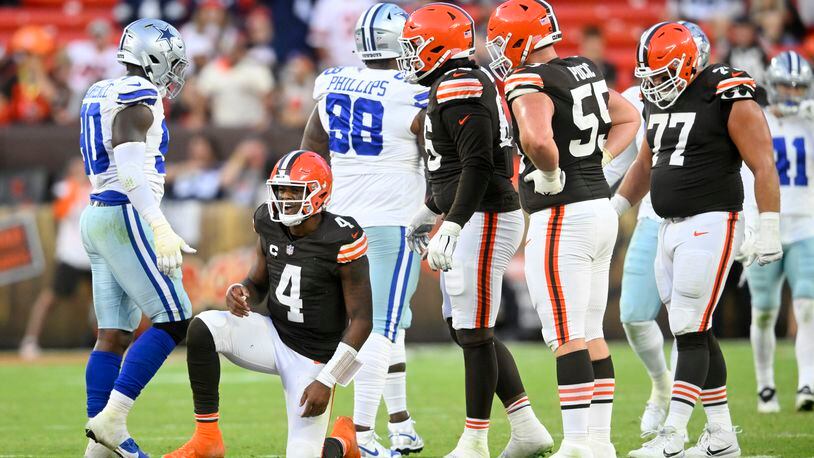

left=253, top=205, right=368, bottom=363
left=424, top=66, right=519, bottom=215
left=504, top=57, right=612, bottom=213
left=644, top=63, right=757, bottom=218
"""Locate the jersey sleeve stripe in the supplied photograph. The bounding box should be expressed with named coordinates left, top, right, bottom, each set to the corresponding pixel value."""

left=715, top=77, right=756, bottom=94
left=437, top=89, right=484, bottom=104
left=338, top=235, right=368, bottom=263
left=438, top=79, right=483, bottom=90
left=118, top=88, right=159, bottom=101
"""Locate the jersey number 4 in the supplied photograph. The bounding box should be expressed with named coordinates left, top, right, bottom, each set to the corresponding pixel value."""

left=648, top=112, right=697, bottom=166
left=276, top=264, right=304, bottom=323
left=326, top=93, right=384, bottom=156
left=773, top=136, right=808, bottom=186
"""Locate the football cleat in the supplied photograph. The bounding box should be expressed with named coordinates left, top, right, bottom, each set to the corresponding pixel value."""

left=498, top=418, right=554, bottom=458
left=445, top=434, right=490, bottom=458
left=85, top=410, right=148, bottom=458
left=358, top=430, right=401, bottom=458
left=684, top=424, right=740, bottom=457
left=327, top=417, right=360, bottom=458
left=588, top=439, right=616, bottom=458
left=85, top=439, right=117, bottom=458
left=388, top=419, right=424, bottom=455
left=640, top=402, right=668, bottom=433
left=550, top=439, right=594, bottom=458
left=797, top=385, right=814, bottom=411
left=162, top=429, right=225, bottom=458
left=757, top=387, right=780, bottom=413
left=627, top=426, right=684, bottom=458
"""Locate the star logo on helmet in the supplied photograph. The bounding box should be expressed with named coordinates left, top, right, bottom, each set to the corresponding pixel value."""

left=154, top=25, right=177, bottom=46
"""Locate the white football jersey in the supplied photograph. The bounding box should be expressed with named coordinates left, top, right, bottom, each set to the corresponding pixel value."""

left=742, top=109, right=814, bottom=244
left=603, top=85, right=660, bottom=221
left=79, top=75, right=167, bottom=205
left=314, top=66, right=428, bottom=227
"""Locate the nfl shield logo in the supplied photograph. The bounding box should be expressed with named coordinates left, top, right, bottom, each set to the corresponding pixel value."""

left=286, top=245, right=294, bottom=255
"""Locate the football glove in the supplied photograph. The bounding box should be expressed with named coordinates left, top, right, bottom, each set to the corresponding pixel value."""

left=427, top=221, right=460, bottom=272
left=735, top=226, right=757, bottom=267
left=524, top=168, right=565, bottom=195
left=754, top=212, right=783, bottom=266
left=150, top=216, right=196, bottom=276
left=406, top=205, right=439, bottom=255
left=601, top=146, right=614, bottom=167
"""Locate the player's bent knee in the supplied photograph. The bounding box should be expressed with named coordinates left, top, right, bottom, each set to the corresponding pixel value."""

left=154, top=319, right=191, bottom=344
left=95, top=329, right=134, bottom=354
left=668, top=306, right=701, bottom=335
left=455, top=327, right=494, bottom=348
left=751, top=308, right=778, bottom=329
left=186, top=317, right=216, bottom=350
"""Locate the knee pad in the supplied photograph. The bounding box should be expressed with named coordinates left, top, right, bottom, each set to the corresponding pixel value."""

left=751, top=307, right=779, bottom=330
left=154, top=319, right=191, bottom=345
left=675, top=330, right=709, bottom=352
left=455, top=328, right=494, bottom=349
left=794, top=298, right=814, bottom=323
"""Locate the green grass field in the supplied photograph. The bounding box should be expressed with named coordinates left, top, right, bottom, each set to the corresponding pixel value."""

left=2, top=341, right=812, bottom=457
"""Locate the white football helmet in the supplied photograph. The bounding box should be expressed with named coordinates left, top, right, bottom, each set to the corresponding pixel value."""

left=117, top=18, right=188, bottom=99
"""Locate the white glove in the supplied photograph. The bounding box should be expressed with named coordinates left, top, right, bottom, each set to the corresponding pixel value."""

left=754, top=212, right=783, bottom=266
left=799, top=100, right=814, bottom=120
left=735, top=226, right=757, bottom=267
left=524, top=168, right=565, bottom=195
left=601, top=147, right=614, bottom=167
left=406, top=205, right=439, bottom=255
left=610, top=194, right=631, bottom=217
left=150, top=216, right=196, bottom=276
left=426, top=221, right=461, bottom=272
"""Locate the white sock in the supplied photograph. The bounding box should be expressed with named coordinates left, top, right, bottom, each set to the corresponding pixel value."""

left=750, top=307, right=779, bottom=389
left=794, top=298, right=814, bottom=388
left=384, top=329, right=408, bottom=416
left=106, top=390, right=134, bottom=417
left=505, top=397, right=539, bottom=438
left=624, top=321, right=670, bottom=403
left=701, top=386, right=732, bottom=430
left=665, top=381, right=700, bottom=431
left=353, top=333, right=393, bottom=428
left=589, top=379, right=614, bottom=442
left=462, top=418, right=489, bottom=445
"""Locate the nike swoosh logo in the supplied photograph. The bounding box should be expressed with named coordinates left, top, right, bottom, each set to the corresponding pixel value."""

left=352, top=231, right=360, bottom=238
left=707, top=445, right=732, bottom=455
left=731, top=71, right=744, bottom=77
left=663, top=450, right=683, bottom=458
left=398, top=433, right=417, bottom=441
left=458, top=114, right=472, bottom=125
left=358, top=445, right=379, bottom=456
left=452, top=72, right=467, bottom=77
left=693, top=231, right=708, bottom=236
left=127, top=82, right=142, bottom=87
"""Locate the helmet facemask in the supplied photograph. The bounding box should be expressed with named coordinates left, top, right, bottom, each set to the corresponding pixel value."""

left=266, top=179, right=324, bottom=227
left=636, top=56, right=690, bottom=109
left=486, top=33, right=513, bottom=81
left=161, top=57, right=189, bottom=99
left=397, top=35, right=435, bottom=83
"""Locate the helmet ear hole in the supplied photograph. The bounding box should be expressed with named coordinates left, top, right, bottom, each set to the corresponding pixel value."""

left=512, top=38, right=525, bottom=49
left=430, top=45, right=444, bottom=54
left=149, top=55, right=161, bottom=64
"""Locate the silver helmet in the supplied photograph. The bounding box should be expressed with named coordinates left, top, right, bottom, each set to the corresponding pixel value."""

left=766, top=50, right=813, bottom=114
left=354, top=3, right=409, bottom=62
left=678, top=21, right=710, bottom=69
left=117, top=18, right=188, bottom=99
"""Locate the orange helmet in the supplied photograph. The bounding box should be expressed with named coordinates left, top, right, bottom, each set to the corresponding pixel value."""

left=486, top=0, right=562, bottom=80
left=397, top=3, right=475, bottom=83
left=635, top=22, right=699, bottom=108
left=267, top=150, right=332, bottom=226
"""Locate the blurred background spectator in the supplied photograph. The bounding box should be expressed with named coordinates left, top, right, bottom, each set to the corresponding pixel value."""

left=308, top=0, right=373, bottom=68
left=579, top=25, right=617, bottom=88
left=166, top=133, right=223, bottom=201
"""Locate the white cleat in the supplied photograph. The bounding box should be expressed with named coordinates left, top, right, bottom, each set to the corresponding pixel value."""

left=85, top=409, right=148, bottom=458
left=757, top=387, right=780, bottom=413
left=588, top=439, right=616, bottom=458
left=445, top=436, right=490, bottom=458
left=388, top=419, right=424, bottom=455
left=628, top=426, right=685, bottom=458
left=358, top=430, right=402, bottom=458
left=550, top=440, right=594, bottom=458
left=85, top=439, right=117, bottom=458
left=498, top=418, right=554, bottom=458
left=640, top=402, right=668, bottom=433
left=797, top=385, right=814, bottom=411
left=684, top=424, right=740, bottom=457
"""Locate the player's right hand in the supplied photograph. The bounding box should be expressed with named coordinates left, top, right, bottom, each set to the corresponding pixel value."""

left=735, top=227, right=757, bottom=267
left=406, top=205, right=440, bottom=255
left=151, top=218, right=196, bottom=276
left=226, top=283, right=251, bottom=317
left=524, top=168, right=565, bottom=195
left=755, top=212, right=783, bottom=266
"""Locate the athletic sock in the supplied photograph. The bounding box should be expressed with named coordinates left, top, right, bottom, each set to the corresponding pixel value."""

left=589, top=356, right=615, bottom=442
left=703, top=332, right=733, bottom=429
left=665, top=331, right=710, bottom=431
left=494, top=337, right=526, bottom=402
left=463, top=417, right=489, bottom=443
left=354, top=333, right=393, bottom=428
left=112, top=327, right=177, bottom=402
left=186, top=318, right=221, bottom=415
left=460, top=333, right=498, bottom=420
left=86, top=350, right=122, bottom=418
left=793, top=299, right=814, bottom=388
left=322, top=437, right=345, bottom=458
left=504, top=396, right=541, bottom=439
left=750, top=307, right=778, bottom=390
left=556, top=349, right=594, bottom=442
left=384, top=329, right=408, bottom=416
left=623, top=321, right=669, bottom=379
left=106, top=389, right=135, bottom=416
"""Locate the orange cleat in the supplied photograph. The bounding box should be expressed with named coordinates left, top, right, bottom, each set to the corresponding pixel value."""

left=163, top=425, right=225, bottom=458
left=329, top=416, right=360, bottom=458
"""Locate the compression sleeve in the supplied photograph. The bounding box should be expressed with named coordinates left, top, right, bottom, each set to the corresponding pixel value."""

left=114, top=142, right=164, bottom=225
left=439, top=103, right=495, bottom=226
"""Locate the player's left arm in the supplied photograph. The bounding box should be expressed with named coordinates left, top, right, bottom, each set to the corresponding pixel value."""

left=728, top=98, right=783, bottom=264
left=603, top=89, right=641, bottom=164
left=300, top=105, right=329, bottom=160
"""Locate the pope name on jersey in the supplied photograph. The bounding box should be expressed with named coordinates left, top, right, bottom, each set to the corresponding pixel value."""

left=504, top=57, right=612, bottom=212
left=253, top=204, right=367, bottom=363
left=424, top=65, right=519, bottom=220
left=645, top=62, right=757, bottom=218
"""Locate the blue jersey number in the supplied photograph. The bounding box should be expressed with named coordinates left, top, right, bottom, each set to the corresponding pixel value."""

left=79, top=102, right=110, bottom=174
left=325, top=93, right=383, bottom=156
left=773, top=136, right=808, bottom=186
